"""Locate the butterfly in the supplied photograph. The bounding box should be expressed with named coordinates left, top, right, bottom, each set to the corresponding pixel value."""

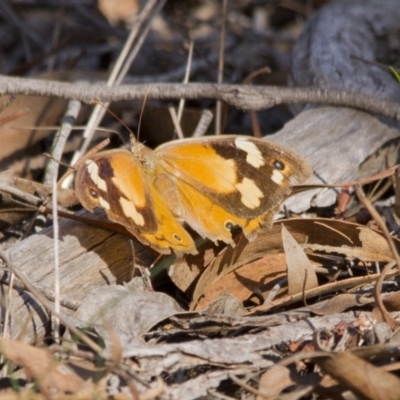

left=74, top=135, right=312, bottom=254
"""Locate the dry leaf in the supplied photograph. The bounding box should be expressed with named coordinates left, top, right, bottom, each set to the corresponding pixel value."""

left=317, top=351, right=400, bottom=399
left=190, top=232, right=288, bottom=310
left=383, top=291, right=400, bottom=311
left=282, top=224, right=319, bottom=295
left=304, top=226, right=395, bottom=262
left=194, top=253, right=287, bottom=310
left=74, top=280, right=183, bottom=345
left=203, top=293, right=247, bottom=316
left=0, top=94, right=66, bottom=166
left=167, top=240, right=223, bottom=293
left=98, top=0, right=139, bottom=24
left=256, top=365, right=295, bottom=399
left=0, top=338, right=90, bottom=396
left=190, top=218, right=400, bottom=310
left=308, top=294, right=374, bottom=316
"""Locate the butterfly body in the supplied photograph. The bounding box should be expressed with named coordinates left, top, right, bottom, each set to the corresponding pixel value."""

left=75, top=136, right=311, bottom=254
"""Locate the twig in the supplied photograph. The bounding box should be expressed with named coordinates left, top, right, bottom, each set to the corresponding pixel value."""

left=43, top=99, right=81, bottom=186
left=250, top=273, right=391, bottom=314
left=177, top=40, right=194, bottom=125
left=52, top=175, right=60, bottom=343
left=39, top=99, right=80, bottom=227
left=354, top=185, right=400, bottom=270
left=0, top=260, right=15, bottom=378
left=215, top=0, right=227, bottom=135
left=192, top=109, right=213, bottom=137
left=243, top=66, right=272, bottom=138
left=355, top=184, right=400, bottom=330
left=1, top=76, right=400, bottom=121
left=168, top=106, right=184, bottom=139
left=0, top=182, right=42, bottom=206
left=374, top=261, right=399, bottom=330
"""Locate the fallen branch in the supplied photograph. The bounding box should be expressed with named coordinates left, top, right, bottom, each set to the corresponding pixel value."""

left=0, top=75, right=399, bottom=121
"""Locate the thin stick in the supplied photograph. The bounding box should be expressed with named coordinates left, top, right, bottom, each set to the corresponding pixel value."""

left=354, top=184, right=400, bottom=270
left=192, top=109, right=213, bottom=137
left=0, top=183, right=42, bottom=206
left=355, top=184, right=400, bottom=329
left=250, top=272, right=389, bottom=314
left=168, top=106, right=184, bottom=139
left=215, top=0, right=228, bottom=135
left=374, top=261, right=398, bottom=330
left=136, top=89, right=151, bottom=143
left=1, top=265, right=15, bottom=378
left=44, top=99, right=81, bottom=186
left=177, top=40, right=194, bottom=125
left=52, top=175, right=60, bottom=343
left=117, top=1, right=166, bottom=82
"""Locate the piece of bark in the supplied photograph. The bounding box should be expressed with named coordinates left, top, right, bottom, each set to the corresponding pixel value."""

left=290, top=0, right=400, bottom=103
left=1, top=213, right=155, bottom=343
left=271, top=106, right=400, bottom=211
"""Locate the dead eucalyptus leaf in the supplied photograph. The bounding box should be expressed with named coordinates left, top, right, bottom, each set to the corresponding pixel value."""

left=189, top=227, right=296, bottom=310
left=308, top=294, right=374, bottom=316
left=0, top=338, right=90, bottom=396
left=0, top=94, right=66, bottom=165
left=194, top=253, right=287, bottom=311
left=358, top=227, right=394, bottom=260
left=203, top=293, right=247, bottom=316
left=0, top=71, right=105, bottom=171
left=317, top=351, right=400, bottom=399
left=383, top=291, right=400, bottom=311
left=256, top=365, right=295, bottom=399
left=74, top=280, right=183, bottom=344
left=305, top=228, right=394, bottom=262
left=282, top=224, right=319, bottom=295
left=98, top=0, right=139, bottom=24
left=167, top=240, right=223, bottom=293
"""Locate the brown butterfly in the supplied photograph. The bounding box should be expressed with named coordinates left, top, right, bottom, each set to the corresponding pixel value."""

left=75, top=136, right=311, bottom=254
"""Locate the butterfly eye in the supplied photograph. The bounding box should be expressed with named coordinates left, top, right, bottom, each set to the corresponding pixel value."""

left=89, top=189, right=98, bottom=198
left=273, top=160, right=285, bottom=170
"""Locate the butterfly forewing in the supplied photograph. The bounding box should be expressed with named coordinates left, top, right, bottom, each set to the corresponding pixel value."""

left=75, top=149, right=197, bottom=254
left=75, top=150, right=158, bottom=231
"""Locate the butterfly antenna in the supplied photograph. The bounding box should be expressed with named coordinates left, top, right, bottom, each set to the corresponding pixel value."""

left=90, top=100, right=136, bottom=144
